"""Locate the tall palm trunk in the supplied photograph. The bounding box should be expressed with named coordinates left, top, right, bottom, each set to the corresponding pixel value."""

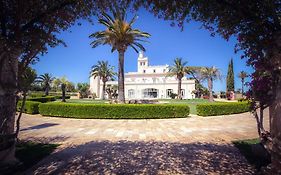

left=241, top=78, right=244, bottom=97
left=45, top=86, right=49, bottom=96
left=118, top=50, right=125, bottom=103
left=0, top=53, right=18, bottom=164
left=101, top=81, right=106, bottom=100
left=61, top=84, right=66, bottom=102
left=208, top=77, right=214, bottom=102
left=177, top=77, right=182, bottom=100
left=269, top=79, right=281, bottom=174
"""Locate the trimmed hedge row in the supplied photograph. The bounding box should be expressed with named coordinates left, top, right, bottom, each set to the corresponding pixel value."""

left=39, top=103, right=190, bottom=119
left=54, top=96, right=71, bottom=100
left=196, top=102, right=251, bottom=116
left=27, top=96, right=56, bottom=103
left=17, top=101, right=41, bottom=114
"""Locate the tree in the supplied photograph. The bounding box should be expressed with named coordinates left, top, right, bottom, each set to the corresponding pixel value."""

left=59, top=77, right=69, bottom=102
left=89, top=8, right=150, bottom=103
left=52, top=78, right=62, bottom=92
left=199, top=67, right=221, bottom=102
left=16, top=67, right=37, bottom=138
left=168, top=58, right=191, bottom=99
left=106, top=84, right=118, bottom=100
left=226, top=58, right=235, bottom=92
left=90, top=61, right=116, bottom=100
left=134, top=1, right=281, bottom=171
left=238, top=71, right=248, bottom=97
left=36, top=73, right=54, bottom=96
left=77, top=83, right=90, bottom=98
left=0, top=0, right=110, bottom=163
left=53, top=77, right=75, bottom=93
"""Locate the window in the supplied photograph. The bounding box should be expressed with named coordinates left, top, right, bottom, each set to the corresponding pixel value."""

left=143, top=70, right=146, bottom=73
left=166, top=89, right=173, bottom=98
left=143, top=62, right=145, bottom=66
left=128, top=89, right=135, bottom=98
left=163, top=69, right=166, bottom=73
left=153, top=78, right=157, bottom=83
left=153, top=69, right=156, bottom=73
left=181, top=89, right=185, bottom=97
left=142, top=88, right=158, bottom=98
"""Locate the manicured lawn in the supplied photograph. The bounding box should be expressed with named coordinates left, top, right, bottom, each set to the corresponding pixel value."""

left=64, top=99, right=108, bottom=104
left=159, top=99, right=213, bottom=114
left=232, top=138, right=271, bottom=170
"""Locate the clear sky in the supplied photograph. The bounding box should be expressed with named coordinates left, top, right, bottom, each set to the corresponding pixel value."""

left=32, top=8, right=252, bottom=92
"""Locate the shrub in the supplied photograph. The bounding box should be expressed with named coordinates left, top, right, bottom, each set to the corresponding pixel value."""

left=196, top=102, right=251, bottom=116
left=237, top=98, right=251, bottom=102
left=17, top=101, right=41, bottom=114
left=28, top=92, right=46, bottom=97
left=39, top=103, right=190, bottom=119
left=169, top=93, right=177, bottom=99
left=54, top=96, right=71, bottom=100
left=27, top=96, right=56, bottom=103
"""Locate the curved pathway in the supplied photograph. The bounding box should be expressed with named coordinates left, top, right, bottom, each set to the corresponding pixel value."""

left=19, top=111, right=269, bottom=174
left=20, top=111, right=268, bottom=144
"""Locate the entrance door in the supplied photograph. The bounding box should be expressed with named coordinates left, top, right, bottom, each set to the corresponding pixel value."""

left=142, top=88, right=158, bottom=98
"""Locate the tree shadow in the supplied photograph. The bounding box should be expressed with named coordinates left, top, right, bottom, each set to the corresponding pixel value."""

left=26, top=140, right=256, bottom=174
left=20, top=123, right=59, bottom=131
left=20, top=135, right=70, bottom=144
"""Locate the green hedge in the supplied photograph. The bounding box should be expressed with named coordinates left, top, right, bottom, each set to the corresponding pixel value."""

left=27, top=96, right=56, bottom=103
left=17, top=101, right=41, bottom=114
left=39, top=103, right=190, bottom=119
left=54, top=96, right=71, bottom=100
left=196, top=102, right=251, bottom=116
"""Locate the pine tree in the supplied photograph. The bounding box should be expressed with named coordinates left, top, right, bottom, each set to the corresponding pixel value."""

left=226, top=58, right=235, bottom=92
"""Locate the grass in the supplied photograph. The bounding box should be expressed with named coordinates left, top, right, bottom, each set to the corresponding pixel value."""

left=159, top=99, right=212, bottom=114
left=232, top=138, right=271, bottom=170
left=63, top=99, right=108, bottom=104
left=13, top=141, right=59, bottom=173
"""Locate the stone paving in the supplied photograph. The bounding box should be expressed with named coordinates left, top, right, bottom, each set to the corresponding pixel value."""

left=19, top=110, right=269, bottom=174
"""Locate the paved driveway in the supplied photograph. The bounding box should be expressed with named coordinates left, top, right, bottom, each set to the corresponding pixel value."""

left=19, top=111, right=269, bottom=174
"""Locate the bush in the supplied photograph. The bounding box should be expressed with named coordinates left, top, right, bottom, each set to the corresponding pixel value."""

left=17, top=101, right=41, bottom=114
left=27, top=96, right=56, bottom=103
left=237, top=98, right=251, bottom=102
left=28, top=92, right=46, bottom=97
left=54, top=96, right=71, bottom=100
left=39, top=103, right=190, bottom=119
left=196, top=102, right=251, bottom=116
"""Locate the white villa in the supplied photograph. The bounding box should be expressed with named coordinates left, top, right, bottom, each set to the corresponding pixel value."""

left=90, top=52, right=196, bottom=99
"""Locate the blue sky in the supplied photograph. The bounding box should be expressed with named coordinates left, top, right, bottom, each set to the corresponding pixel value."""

left=33, top=9, right=252, bottom=92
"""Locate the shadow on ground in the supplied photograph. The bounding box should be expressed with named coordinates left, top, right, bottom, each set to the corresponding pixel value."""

left=20, top=123, right=59, bottom=131
left=26, top=140, right=256, bottom=175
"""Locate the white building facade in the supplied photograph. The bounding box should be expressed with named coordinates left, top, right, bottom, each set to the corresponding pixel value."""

left=90, top=52, right=196, bottom=99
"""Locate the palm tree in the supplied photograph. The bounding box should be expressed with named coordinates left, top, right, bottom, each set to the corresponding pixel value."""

left=199, top=66, right=221, bottom=102
left=77, top=83, right=90, bottom=98
left=238, top=71, right=248, bottom=96
left=168, top=58, right=191, bottom=99
left=90, top=61, right=116, bottom=100
left=89, top=8, right=150, bottom=103
left=52, top=78, right=62, bottom=91
left=59, top=77, right=69, bottom=102
left=37, top=73, right=54, bottom=96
